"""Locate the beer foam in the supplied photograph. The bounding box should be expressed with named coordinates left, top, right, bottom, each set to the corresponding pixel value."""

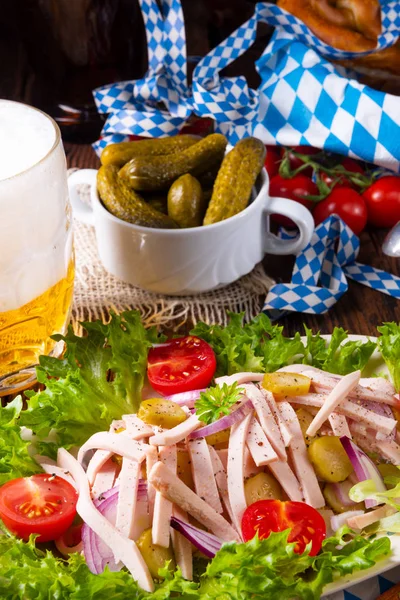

left=0, top=100, right=56, bottom=181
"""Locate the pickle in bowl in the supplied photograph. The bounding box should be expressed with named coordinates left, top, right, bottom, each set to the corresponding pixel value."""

left=100, top=134, right=200, bottom=168
left=97, top=165, right=177, bottom=229
left=203, top=136, right=266, bottom=225
left=119, top=133, right=228, bottom=192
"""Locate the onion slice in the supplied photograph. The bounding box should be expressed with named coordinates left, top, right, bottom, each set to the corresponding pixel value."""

left=164, top=389, right=207, bottom=408
left=340, top=436, right=386, bottom=508
left=190, top=399, right=253, bottom=439
left=83, top=482, right=148, bottom=574
left=82, top=492, right=121, bottom=574
left=330, top=481, right=357, bottom=507
left=170, top=517, right=223, bottom=558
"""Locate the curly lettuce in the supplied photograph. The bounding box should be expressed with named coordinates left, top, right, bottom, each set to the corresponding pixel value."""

left=20, top=311, right=164, bottom=454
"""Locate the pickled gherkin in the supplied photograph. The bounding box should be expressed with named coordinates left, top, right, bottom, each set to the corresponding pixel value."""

left=136, top=528, right=176, bottom=578
left=119, top=133, right=228, bottom=191
left=97, top=165, right=177, bottom=229
left=142, top=193, right=169, bottom=215
left=100, top=134, right=200, bottom=168
left=137, top=398, right=187, bottom=429
left=308, top=436, right=353, bottom=483
left=167, top=174, right=205, bottom=228
left=203, top=137, right=266, bottom=225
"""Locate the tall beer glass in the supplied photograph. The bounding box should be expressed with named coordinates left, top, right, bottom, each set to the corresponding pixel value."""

left=0, top=100, right=74, bottom=395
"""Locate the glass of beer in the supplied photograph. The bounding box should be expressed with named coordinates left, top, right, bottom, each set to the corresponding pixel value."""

left=0, top=100, right=74, bottom=395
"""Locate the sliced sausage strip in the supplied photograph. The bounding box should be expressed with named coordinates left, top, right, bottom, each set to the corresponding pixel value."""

left=57, top=448, right=154, bottom=593
left=208, top=445, right=235, bottom=526
left=149, top=414, right=201, bottom=446
left=122, top=414, right=154, bottom=438
left=171, top=506, right=193, bottom=581
left=116, top=458, right=141, bottom=539
left=246, top=415, right=278, bottom=466
left=227, top=413, right=253, bottom=537
left=78, top=432, right=149, bottom=464
left=152, top=445, right=177, bottom=548
left=188, top=438, right=223, bottom=514
left=329, top=413, right=351, bottom=438
left=148, top=461, right=240, bottom=543
left=290, top=394, right=396, bottom=436
left=268, top=459, right=303, bottom=502
left=146, top=446, right=159, bottom=521
left=279, top=402, right=325, bottom=508
left=92, top=459, right=118, bottom=499
left=242, top=384, right=286, bottom=460
left=306, top=371, right=361, bottom=437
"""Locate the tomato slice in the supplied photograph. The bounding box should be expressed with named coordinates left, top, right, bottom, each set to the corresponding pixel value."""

left=147, top=336, right=216, bottom=395
left=0, top=474, right=77, bottom=542
left=241, top=499, right=326, bottom=556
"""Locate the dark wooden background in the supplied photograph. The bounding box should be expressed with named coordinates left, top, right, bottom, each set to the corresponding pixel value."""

left=2, top=0, right=400, bottom=337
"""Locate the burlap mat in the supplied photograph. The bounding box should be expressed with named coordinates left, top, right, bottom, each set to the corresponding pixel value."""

left=69, top=169, right=275, bottom=332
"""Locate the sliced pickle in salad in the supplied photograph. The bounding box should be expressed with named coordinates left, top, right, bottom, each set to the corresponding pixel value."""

left=138, top=398, right=187, bottom=429
left=323, top=481, right=364, bottom=514
left=296, top=408, right=319, bottom=447
left=262, top=372, right=311, bottom=397
left=136, top=528, right=176, bottom=578
left=308, top=436, right=353, bottom=483
left=244, top=472, right=283, bottom=505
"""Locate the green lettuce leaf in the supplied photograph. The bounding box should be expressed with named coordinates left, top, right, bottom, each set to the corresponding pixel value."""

left=0, top=525, right=390, bottom=600
left=192, top=314, right=375, bottom=378
left=191, top=313, right=304, bottom=377
left=0, top=397, right=41, bottom=484
left=303, top=327, right=376, bottom=375
left=20, top=311, right=164, bottom=454
left=196, top=529, right=390, bottom=600
left=377, top=322, right=400, bottom=391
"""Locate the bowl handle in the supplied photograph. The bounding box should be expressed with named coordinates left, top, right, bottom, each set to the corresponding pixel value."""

left=263, top=196, right=314, bottom=255
left=68, top=169, right=97, bottom=226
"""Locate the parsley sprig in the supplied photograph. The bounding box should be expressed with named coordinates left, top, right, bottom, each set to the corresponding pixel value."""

left=195, top=382, right=242, bottom=425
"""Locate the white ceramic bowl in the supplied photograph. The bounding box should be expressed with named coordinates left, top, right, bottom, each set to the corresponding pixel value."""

left=68, top=166, right=314, bottom=295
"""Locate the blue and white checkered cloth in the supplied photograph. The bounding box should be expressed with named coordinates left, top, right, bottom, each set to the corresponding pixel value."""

left=263, top=214, right=400, bottom=317
left=93, top=1, right=400, bottom=170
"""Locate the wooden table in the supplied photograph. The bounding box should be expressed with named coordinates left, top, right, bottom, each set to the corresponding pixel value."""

left=65, top=142, right=400, bottom=338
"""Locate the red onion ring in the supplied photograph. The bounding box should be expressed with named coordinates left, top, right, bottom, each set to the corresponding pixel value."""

left=340, top=436, right=386, bottom=509
left=170, top=517, right=222, bottom=558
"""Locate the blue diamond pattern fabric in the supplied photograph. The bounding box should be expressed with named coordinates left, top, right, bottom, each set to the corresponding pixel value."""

left=263, top=215, right=400, bottom=317
left=92, top=0, right=400, bottom=171
left=92, top=0, right=191, bottom=154
left=191, top=2, right=400, bottom=170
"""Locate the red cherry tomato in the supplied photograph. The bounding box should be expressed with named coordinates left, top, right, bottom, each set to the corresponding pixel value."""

left=320, top=158, right=364, bottom=189
left=147, top=336, right=216, bottom=395
left=363, top=176, right=400, bottom=228
left=0, top=474, right=77, bottom=542
left=269, top=174, right=317, bottom=228
left=284, top=145, right=321, bottom=177
left=241, top=499, right=326, bottom=556
left=265, top=146, right=281, bottom=180
left=313, top=187, right=367, bottom=235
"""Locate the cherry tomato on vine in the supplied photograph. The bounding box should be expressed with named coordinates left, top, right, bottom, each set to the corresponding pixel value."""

left=0, top=474, right=77, bottom=542
left=363, top=176, right=400, bottom=228
left=241, top=499, right=326, bottom=556
left=320, top=158, right=364, bottom=190
left=283, top=145, right=321, bottom=177
left=313, top=187, right=367, bottom=235
left=147, top=336, right=216, bottom=395
left=269, top=174, right=317, bottom=228
left=265, top=146, right=281, bottom=179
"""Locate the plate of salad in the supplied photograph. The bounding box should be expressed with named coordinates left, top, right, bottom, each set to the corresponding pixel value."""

left=1, top=312, right=400, bottom=599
